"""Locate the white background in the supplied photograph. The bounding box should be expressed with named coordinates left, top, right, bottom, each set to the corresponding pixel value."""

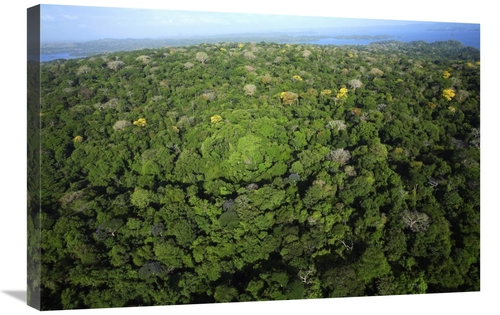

left=1, top=1, right=496, bottom=314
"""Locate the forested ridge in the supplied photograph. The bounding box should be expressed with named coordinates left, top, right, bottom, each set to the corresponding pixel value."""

left=33, top=39, right=480, bottom=309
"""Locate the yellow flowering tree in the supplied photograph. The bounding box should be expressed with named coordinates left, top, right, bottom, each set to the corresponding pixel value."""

left=336, top=87, right=348, bottom=100
left=443, top=70, right=451, bottom=79
left=292, top=75, right=303, bottom=82
left=442, top=89, right=456, bottom=101
left=280, top=92, right=299, bottom=105
left=133, top=118, right=147, bottom=127
left=73, top=135, right=83, bottom=143
left=211, top=115, right=223, bottom=124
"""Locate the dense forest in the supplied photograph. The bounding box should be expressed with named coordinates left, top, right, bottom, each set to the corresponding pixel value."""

left=31, top=39, right=480, bottom=309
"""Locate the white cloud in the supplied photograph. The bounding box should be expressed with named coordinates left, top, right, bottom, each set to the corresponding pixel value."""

left=61, top=14, right=78, bottom=20
left=41, top=14, right=54, bottom=21
left=198, top=16, right=230, bottom=25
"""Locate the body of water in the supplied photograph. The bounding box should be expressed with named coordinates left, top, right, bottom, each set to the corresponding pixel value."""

left=40, top=52, right=82, bottom=63
left=307, top=27, right=480, bottom=49
left=310, top=34, right=479, bottom=49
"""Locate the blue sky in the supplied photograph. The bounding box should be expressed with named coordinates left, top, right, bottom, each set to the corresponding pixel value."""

left=40, top=4, right=435, bottom=43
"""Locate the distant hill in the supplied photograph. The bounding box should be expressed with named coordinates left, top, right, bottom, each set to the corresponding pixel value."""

left=41, top=33, right=331, bottom=57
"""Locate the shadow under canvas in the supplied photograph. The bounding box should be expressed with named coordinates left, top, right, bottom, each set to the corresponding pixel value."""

left=2, top=290, right=27, bottom=304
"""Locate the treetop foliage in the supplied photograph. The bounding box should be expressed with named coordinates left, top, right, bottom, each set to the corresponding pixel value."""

left=35, top=39, right=479, bottom=310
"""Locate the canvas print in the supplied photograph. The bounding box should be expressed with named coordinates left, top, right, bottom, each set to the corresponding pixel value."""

left=27, top=4, right=480, bottom=311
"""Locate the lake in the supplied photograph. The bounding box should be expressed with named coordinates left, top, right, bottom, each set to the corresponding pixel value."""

left=306, top=27, right=480, bottom=49
left=40, top=52, right=82, bottom=63
left=309, top=34, right=479, bottom=49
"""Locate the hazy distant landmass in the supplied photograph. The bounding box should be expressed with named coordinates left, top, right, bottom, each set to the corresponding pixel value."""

left=328, top=35, right=394, bottom=40
left=40, top=33, right=331, bottom=57
left=40, top=22, right=480, bottom=62
left=36, top=33, right=422, bottom=61
left=41, top=33, right=397, bottom=58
